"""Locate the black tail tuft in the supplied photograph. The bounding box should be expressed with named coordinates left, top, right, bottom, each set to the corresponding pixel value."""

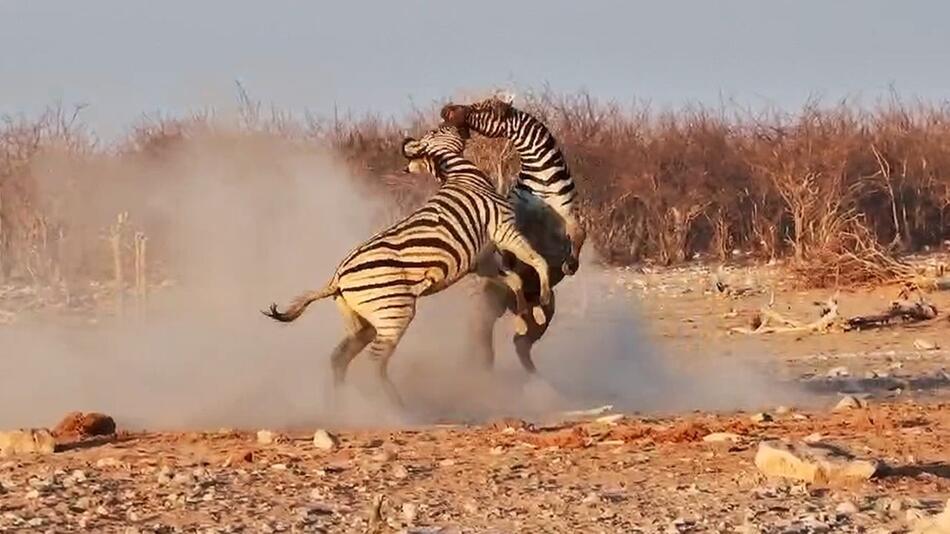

left=262, top=303, right=291, bottom=322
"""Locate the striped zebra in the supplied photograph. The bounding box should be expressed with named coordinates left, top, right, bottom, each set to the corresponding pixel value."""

left=263, top=124, right=552, bottom=408
left=440, top=95, right=587, bottom=375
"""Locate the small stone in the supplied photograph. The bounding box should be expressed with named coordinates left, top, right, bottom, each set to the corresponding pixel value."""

left=391, top=464, right=409, bottom=479
left=906, top=508, right=927, bottom=522
left=913, top=339, right=939, bottom=351
left=887, top=498, right=906, bottom=514
left=909, top=498, right=950, bottom=533
left=804, top=433, right=824, bottom=444
left=223, top=450, right=254, bottom=467
left=754, top=440, right=879, bottom=484
left=256, top=430, right=275, bottom=445
left=827, top=366, right=850, bottom=378
left=703, top=432, right=742, bottom=443
left=834, top=395, right=868, bottom=412
left=156, top=466, right=173, bottom=485
left=371, top=449, right=394, bottom=462
left=312, top=429, right=338, bottom=451
left=836, top=501, right=859, bottom=515
left=402, top=502, right=418, bottom=524
left=96, top=457, right=121, bottom=468
left=595, top=414, right=624, bottom=424
left=581, top=492, right=600, bottom=504
left=750, top=412, right=773, bottom=424
left=270, top=463, right=287, bottom=471
left=25, top=488, right=39, bottom=499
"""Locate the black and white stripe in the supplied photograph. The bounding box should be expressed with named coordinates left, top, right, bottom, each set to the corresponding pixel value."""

left=441, top=97, right=587, bottom=376
left=264, top=125, right=551, bottom=408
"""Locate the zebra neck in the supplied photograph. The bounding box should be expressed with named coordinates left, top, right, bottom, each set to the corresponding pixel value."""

left=440, top=158, right=494, bottom=189
left=508, top=111, right=576, bottom=212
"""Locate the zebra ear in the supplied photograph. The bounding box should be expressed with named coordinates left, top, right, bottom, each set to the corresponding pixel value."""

left=491, top=98, right=513, bottom=119
left=401, top=137, right=423, bottom=158
left=497, top=90, right=516, bottom=104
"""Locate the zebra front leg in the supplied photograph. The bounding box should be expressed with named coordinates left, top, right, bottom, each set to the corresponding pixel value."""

left=513, top=291, right=555, bottom=375
left=471, top=281, right=507, bottom=370
left=563, top=217, right=587, bottom=276
left=475, top=251, right=537, bottom=329
left=497, top=237, right=552, bottom=307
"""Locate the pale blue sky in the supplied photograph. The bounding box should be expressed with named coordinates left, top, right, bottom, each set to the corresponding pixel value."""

left=2, top=1, right=948, bottom=141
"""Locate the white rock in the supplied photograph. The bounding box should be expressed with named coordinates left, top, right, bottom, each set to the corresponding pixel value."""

left=703, top=432, right=742, bottom=443
left=836, top=501, right=859, bottom=515
left=312, top=429, right=338, bottom=451
left=754, top=440, right=879, bottom=484
left=391, top=464, right=409, bottom=479
left=834, top=395, right=868, bottom=412
left=96, top=457, right=121, bottom=468
left=256, top=430, right=275, bottom=445
left=0, top=429, right=55, bottom=457
left=913, top=339, right=939, bottom=351
left=401, top=502, right=418, bottom=524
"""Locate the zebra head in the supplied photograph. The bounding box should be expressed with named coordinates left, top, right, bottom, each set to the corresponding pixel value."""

left=400, top=124, right=469, bottom=181
left=440, top=96, right=515, bottom=138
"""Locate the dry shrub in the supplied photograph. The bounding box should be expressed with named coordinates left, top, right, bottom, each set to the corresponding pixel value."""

left=2, top=91, right=949, bottom=293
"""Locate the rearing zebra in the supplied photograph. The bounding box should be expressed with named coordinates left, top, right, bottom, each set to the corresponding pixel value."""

left=263, top=124, right=552, bottom=408
left=441, top=95, right=587, bottom=375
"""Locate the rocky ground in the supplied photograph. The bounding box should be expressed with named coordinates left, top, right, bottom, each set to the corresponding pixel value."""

left=1, top=259, right=949, bottom=533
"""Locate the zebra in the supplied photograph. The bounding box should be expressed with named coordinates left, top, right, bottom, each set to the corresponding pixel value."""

left=440, top=95, right=587, bottom=376
left=263, top=124, right=552, bottom=408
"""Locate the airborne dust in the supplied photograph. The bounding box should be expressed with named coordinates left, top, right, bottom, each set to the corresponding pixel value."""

left=0, top=124, right=800, bottom=431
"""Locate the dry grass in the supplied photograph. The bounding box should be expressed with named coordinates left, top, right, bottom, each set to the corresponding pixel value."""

left=1, top=92, right=949, bottom=292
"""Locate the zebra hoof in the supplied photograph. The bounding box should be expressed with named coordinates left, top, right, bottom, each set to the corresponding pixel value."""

left=562, top=257, right=579, bottom=276
left=532, top=306, right=547, bottom=326
left=513, top=316, right=529, bottom=336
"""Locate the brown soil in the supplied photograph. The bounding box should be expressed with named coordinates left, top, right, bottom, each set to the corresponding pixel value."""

left=2, top=262, right=949, bottom=532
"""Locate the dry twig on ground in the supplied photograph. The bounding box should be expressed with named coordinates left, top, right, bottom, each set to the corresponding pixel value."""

left=844, top=286, right=939, bottom=331
left=730, top=292, right=840, bottom=335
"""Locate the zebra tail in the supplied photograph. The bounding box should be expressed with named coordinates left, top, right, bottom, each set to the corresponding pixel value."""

left=262, top=282, right=338, bottom=323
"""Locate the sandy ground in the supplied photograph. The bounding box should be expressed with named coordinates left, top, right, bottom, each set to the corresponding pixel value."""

left=1, top=260, right=949, bottom=533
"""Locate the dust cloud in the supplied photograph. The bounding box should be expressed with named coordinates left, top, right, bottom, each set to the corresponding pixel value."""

left=0, top=127, right=801, bottom=431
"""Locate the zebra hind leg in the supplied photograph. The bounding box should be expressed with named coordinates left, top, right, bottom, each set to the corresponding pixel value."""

left=365, top=296, right=421, bottom=410
left=328, top=297, right=375, bottom=414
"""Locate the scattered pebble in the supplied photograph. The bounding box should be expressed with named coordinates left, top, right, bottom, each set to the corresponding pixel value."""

left=834, top=395, right=868, bottom=412
left=312, top=429, right=338, bottom=451
left=257, top=430, right=275, bottom=445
